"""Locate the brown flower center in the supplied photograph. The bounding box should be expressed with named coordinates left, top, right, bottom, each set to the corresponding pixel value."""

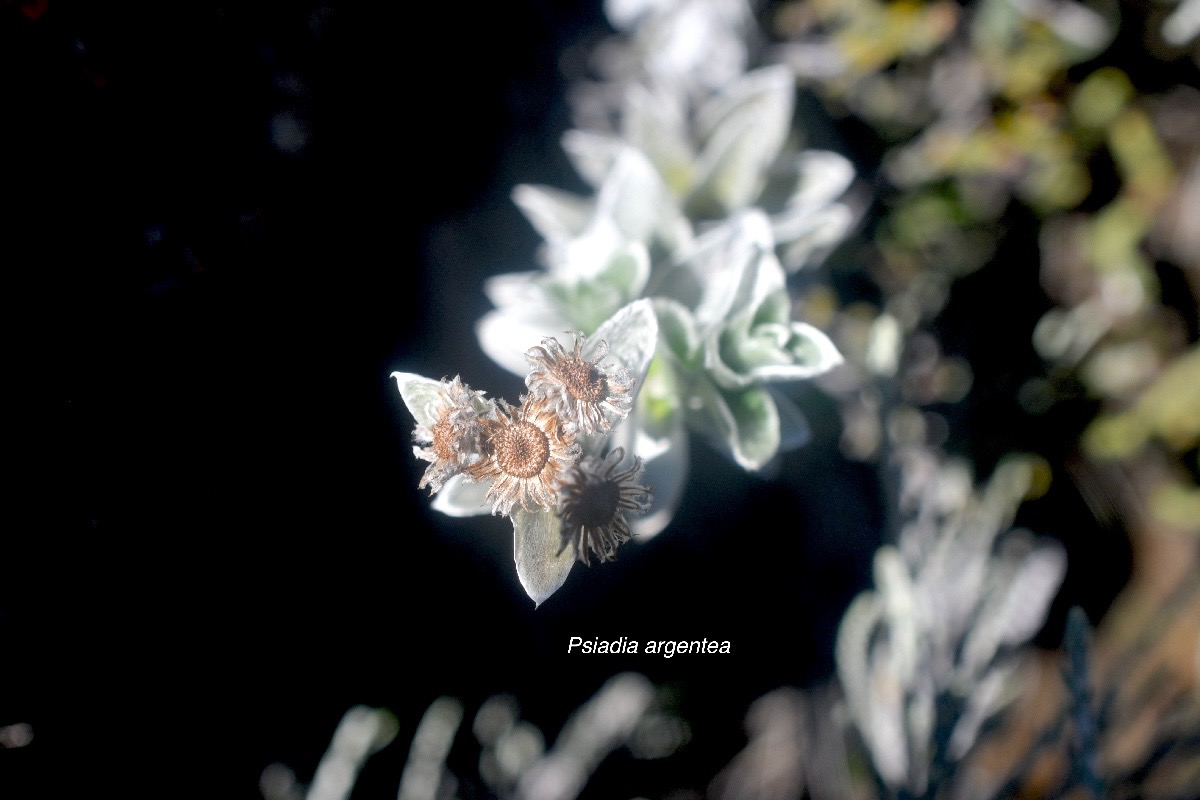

left=431, top=412, right=458, bottom=462
left=570, top=479, right=621, bottom=528
left=560, top=356, right=608, bottom=404
left=494, top=420, right=551, bottom=479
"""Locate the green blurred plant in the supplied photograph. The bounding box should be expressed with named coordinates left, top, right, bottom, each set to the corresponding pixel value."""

left=774, top=0, right=1200, bottom=535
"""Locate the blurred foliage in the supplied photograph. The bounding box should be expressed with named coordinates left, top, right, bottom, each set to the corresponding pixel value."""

left=774, top=0, right=1200, bottom=538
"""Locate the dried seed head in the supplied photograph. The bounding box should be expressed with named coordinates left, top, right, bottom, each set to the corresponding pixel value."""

left=558, top=447, right=651, bottom=566
left=469, top=395, right=580, bottom=516
left=411, top=376, right=492, bottom=495
left=492, top=418, right=552, bottom=479
left=525, top=333, right=634, bottom=436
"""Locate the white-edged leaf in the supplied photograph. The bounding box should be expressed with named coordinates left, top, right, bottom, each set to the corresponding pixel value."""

left=600, top=241, right=651, bottom=299
left=595, top=147, right=670, bottom=245
left=390, top=372, right=446, bottom=429
left=512, top=184, right=595, bottom=243
left=476, top=305, right=572, bottom=377
left=621, top=83, right=694, bottom=196
left=690, top=211, right=776, bottom=329
left=785, top=322, right=844, bottom=374
left=770, top=387, right=811, bottom=452
left=631, top=411, right=688, bottom=538
left=652, top=297, right=700, bottom=365
left=562, top=129, right=623, bottom=188
left=725, top=384, right=782, bottom=469
left=607, top=367, right=688, bottom=538
left=690, top=376, right=780, bottom=470
left=707, top=317, right=843, bottom=389
left=690, top=66, right=795, bottom=213
left=776, top=203, right=854, bottom=272
left=591, top=298, right=659, bottom=385
left=483, top=271, right=549, bottom=308
left=430, top=474, right=492, bottom=517
left=513, top=508, right=575, bottom=607
left=787, top=151, right=855, bottom=211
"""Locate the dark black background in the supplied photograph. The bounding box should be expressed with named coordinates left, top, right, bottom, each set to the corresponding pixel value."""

left=1, top=1, right=1136, bottom=798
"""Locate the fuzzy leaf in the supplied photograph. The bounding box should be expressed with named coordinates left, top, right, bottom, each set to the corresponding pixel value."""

left=787, top=151, right=854, bottom=210
left=621, top=83, right=695, bottom=196
left=770, top=388, right=811, bottom=452
left=391, top=372, right=447, bottom=429
left=561, top=129, right=623, bottom=188
left=690, top=211, right=777, bottom=329
left=689, top=66, right=795, bottom=214
left=652, top=297, right=700, bottom=366
left=690, top=377, right=780, bottom=470
left=540, top=271, right=630, bottom=335
left=512, top=184, right=595, bottom=242
left=476, top=274, right=573, bottom=376
left=596, top=147, right=672, bottom=246
left=608, top=362, right=687, bottom=538
left=709, top=318, right=843, bottom=389
left=724, top=385, right=781, bottom=469
left=630, top=410, right=688, bottom=538
left=776, top=203, right=854, bottom=272
left=430, top=474, right=492, bottom=518
left=591, top=298, right=659, bottom=386
left=513, top=508, right=575, bottom=607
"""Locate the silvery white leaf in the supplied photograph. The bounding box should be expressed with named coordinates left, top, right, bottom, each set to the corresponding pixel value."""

left=621, top=83, right=695, bottom=196
left=777, top=322, right=844, bottom=379
left=690, top=377, right=781, bottom=470
left=608, top=379, right=688, bottom=538
left=544, top=218, right=623, bottom=279
left=476, top=304, right=572, bottom=377
left=483, top=271, right=550, bottom=309
left=948, top=661, right=1019, bottom=760
left=690, top=211, right=776, bottom=329
left=630, top=417, right=687, bottom=538
left=591, top=298, right=659, bottom=385
left=601, top=241, right=651, bottom=300
left=512, top=184, right=595, bottom=243
left=836, top=592, right=910, bottom=786
left=776, top=203, right=854, bottom=272
left=595, top=147, right=671, bottom=245
left=513, top=508, right=575, bottom=607
left=690, top=66, right=794, bottom=213
left=695, top=65, right=794, bottom=150
left=562, top=129, right=623, bottom=188
left=723, top=390, right=781, bottom=467
left=391, top=371, right=447, bottom=429
left=652, top=297, right=700, bottom=365
left=786, top=151, right=855, bottom=212
left=540, top=277, right=628, bottom=335
left=874, top=547, right=920, bottom=685
left=431, top=473, right=492, bottom=518
left=770, top=387, right=811, bottom=452
left=547, top=229, right=649, bottom=300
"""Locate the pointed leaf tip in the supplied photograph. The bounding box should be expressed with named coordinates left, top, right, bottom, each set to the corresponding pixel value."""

left=512, top=509, right=575, bottom=606
left=392, top=371, right=447, bottom=429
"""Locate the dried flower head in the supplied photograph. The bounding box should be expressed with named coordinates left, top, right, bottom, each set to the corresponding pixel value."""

left=525, top=333, right=635, bottom=436
left=469, top=395, right=581, bottom=516
left=557, top=447, right=651, bottom=566
left=411, top=376, right=493, bottom=495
